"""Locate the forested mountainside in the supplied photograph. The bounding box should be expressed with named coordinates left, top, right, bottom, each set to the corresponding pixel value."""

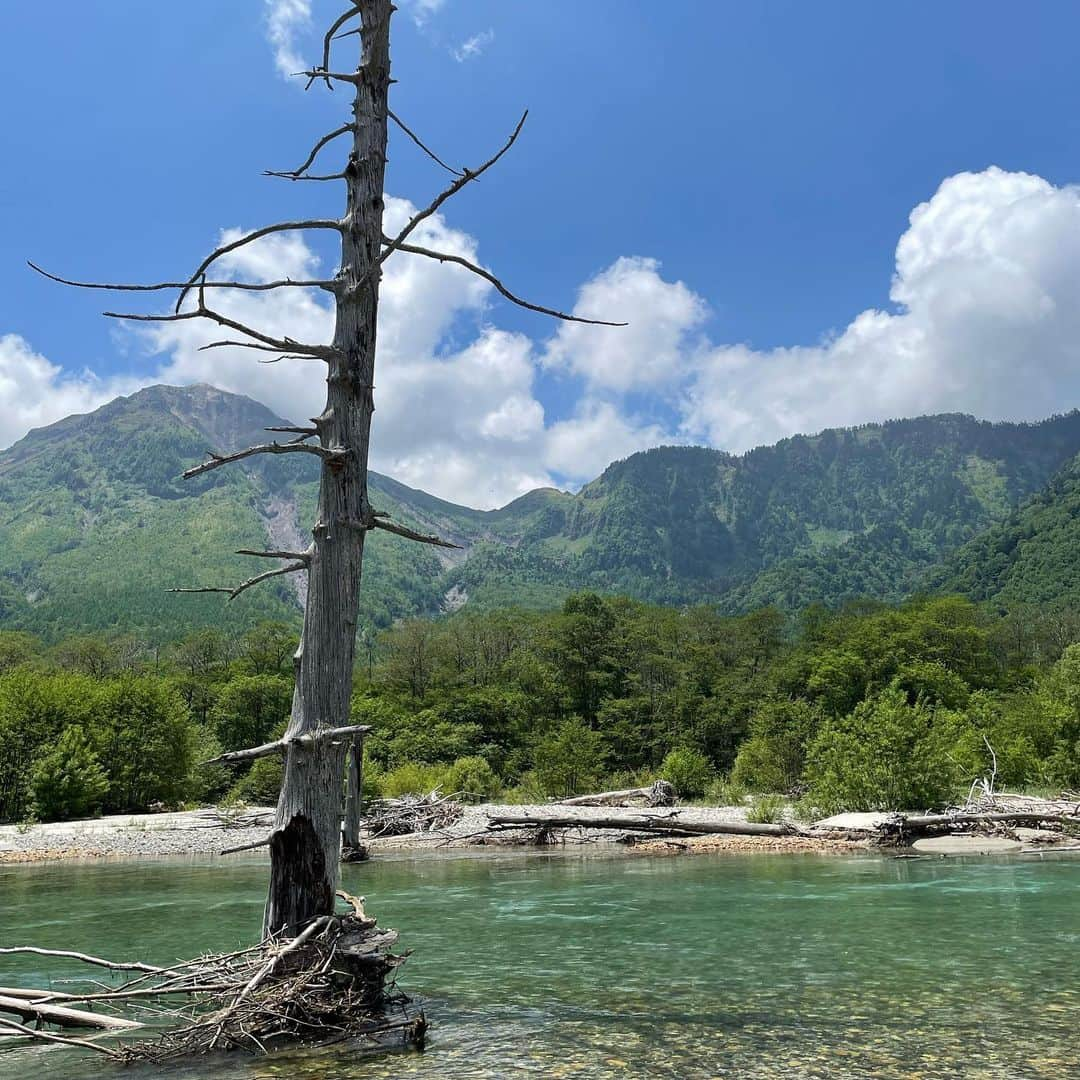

left=2, top=383, right=1080, bottom=640
left=927, top=449, right=1080, bottom=610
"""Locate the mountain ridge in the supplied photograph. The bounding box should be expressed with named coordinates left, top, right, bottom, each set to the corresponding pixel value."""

left=2, top=383, right=1080, bottom=639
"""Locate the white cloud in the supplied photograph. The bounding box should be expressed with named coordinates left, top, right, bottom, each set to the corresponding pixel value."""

left=405, top=0, right=446, bottom=27
left=0, top=335, right=140, bottom=450
left=683, top=167, right=1080, bottom=450
left=452, top=29, right=494, bottom=63
left=264, top=0, right=311, bottom=80
left=10, top=166, right=1080, bottom=509
left=544, top=256, right=707, bottom=393
left=544, top=402, right=670, bottom=483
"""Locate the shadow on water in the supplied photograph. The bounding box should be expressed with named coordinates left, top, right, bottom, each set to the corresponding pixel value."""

left=2, top=850, right=1079, bottom=1078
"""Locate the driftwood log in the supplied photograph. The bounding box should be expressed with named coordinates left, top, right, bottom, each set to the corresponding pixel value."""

left=876, top=810, right=1080, bottom=844
left=0, top=993, right=142, bottom=1032
left=486, top=811, right=811, bottom=839
left=559, top=780, right=677, bottom=808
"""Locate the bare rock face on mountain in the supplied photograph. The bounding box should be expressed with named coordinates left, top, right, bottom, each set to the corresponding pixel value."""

left=2, top=383, right=1080, bottom=640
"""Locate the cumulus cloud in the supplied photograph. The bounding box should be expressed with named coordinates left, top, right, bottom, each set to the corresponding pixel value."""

left=544, top=256, right=707, bottom=393
left=452, top=29, right=494, bottom=63
left=0, top=335, right=140, bottom=449
left=9, top=166, right=1080, bottom=508
left=683, top=167, right=1080, bottom=450
left=544, top=402, right=670, bottom=483
left=264, top=0, right=311, bottom=80
left=135, top=198, right=544, bottom=506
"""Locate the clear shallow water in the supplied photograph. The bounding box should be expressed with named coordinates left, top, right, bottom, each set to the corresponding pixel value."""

left=1, top=850, right=1079, bottom=1079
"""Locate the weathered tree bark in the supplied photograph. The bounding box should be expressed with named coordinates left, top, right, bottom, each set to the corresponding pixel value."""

left=559, top=780, right=676, bottom=807
left=265, top=0, right=392, bottom=937
left=342, top=733, right=365, bottom=854
left=0, top=994, right=142, bottom=1032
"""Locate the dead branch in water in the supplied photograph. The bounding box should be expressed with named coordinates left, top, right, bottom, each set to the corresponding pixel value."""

left=0, top=899, right=421, bottom=1063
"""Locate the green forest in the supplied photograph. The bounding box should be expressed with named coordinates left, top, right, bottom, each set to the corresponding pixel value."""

left=5, top=591, right=1080, bottom=825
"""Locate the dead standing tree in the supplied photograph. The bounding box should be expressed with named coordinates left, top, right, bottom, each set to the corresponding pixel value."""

left=13, top=0, right=620, bottom=1058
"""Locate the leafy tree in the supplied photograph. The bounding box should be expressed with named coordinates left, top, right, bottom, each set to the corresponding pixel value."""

left=732, top=698, right=822, bottom=792
left=805, top=683, right=960, bottom=812
left=534, top=717, right=605, bottom=797
left=210, top=674, right=292, bottom=753
left=94, top=676, right=198, bottom=811
left=31, top=725, right=109, bottom=821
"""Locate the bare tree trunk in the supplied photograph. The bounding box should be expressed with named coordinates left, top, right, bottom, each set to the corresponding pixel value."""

left=342, top=734, right=364, bottom=851
left=265, top=0, right=392, bottom=937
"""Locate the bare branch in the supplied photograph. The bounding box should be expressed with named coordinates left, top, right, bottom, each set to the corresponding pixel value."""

left=388, top=109, right=463, bottom=176
left=183, top=441, right=344, bottom=480
left=28, top=261, right=335, bottom=294
left=372, top=517, right=461, bottom=549
left=322, top=3, right=363, bottom=73
left=264, top=170, right=348, bottom=182
left=168, top=562, right=308, bottom=603
left=105, top=305, right=336, bottom=360
left=203, top=725, right=372, bottom=766
left=176, top=220, right=343, bottom=311
left=0, top=1016, right=123, bottom=1059
left=0, top=946, right=163, bottom=974
left=294, top=68, right=360, bottom=88
left=236, top=548, right=313, bottom=562
left=266, top=425, right=318, bottom=437
left=378, top=111, right=528, bottom=270
left=387, top=239, right=628, bottom=326
left=266, top=123, right=353, bottom=179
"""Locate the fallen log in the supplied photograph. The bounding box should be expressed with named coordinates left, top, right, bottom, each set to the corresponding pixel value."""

left=870, top=809, right=1080, bottom=847
left=0, top=1016, right=123, bottom=1058
left=559, top=780, right=676, bottom=808
left=486, top=811, right=805, bottom=838
left=899, top=811, right=1079, bottom=830
left=0, top=993, right=142, bottom=1031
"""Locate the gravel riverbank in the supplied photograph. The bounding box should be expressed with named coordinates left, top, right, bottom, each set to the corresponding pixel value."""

left=0, top=803, right=868, bottom=864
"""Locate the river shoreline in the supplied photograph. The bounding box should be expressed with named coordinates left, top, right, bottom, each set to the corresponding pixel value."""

left=0, top=803, right=869, bottom=864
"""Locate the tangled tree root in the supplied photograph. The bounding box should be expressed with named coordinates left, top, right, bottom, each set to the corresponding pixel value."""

left=0, top=890, right=424, bottom=1064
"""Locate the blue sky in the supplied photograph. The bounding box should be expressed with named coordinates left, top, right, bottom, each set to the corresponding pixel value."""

left=3, top=1, right=1080, bottom=506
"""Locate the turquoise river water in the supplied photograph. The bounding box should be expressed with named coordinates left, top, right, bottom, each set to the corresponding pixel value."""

left=1, top=850, right=1078, bottom=1078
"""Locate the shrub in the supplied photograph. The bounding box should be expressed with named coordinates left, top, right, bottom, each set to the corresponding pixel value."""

left=442, top=756, right=501, bottom=800
left=659, top=748, right=714, bottom=799
left=501, top=770, right=546, bottom=804
left=377, top=762, right=447, bottom=798
left=804, top=683, right=959, bottom=813
left=746, top=793, right=787, bottom=824
left=31, top=725, right=109, bottom=821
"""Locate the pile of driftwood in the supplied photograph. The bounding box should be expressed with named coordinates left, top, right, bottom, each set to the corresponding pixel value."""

left=0, top=892, right=422, bottom=1061
left=364, top=791, right=464, bottom=838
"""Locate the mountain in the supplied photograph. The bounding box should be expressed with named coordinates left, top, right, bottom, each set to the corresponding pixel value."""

left=2, top=384, right=1080, bottom=640
left=926, top=449, right=1080, bottom=611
